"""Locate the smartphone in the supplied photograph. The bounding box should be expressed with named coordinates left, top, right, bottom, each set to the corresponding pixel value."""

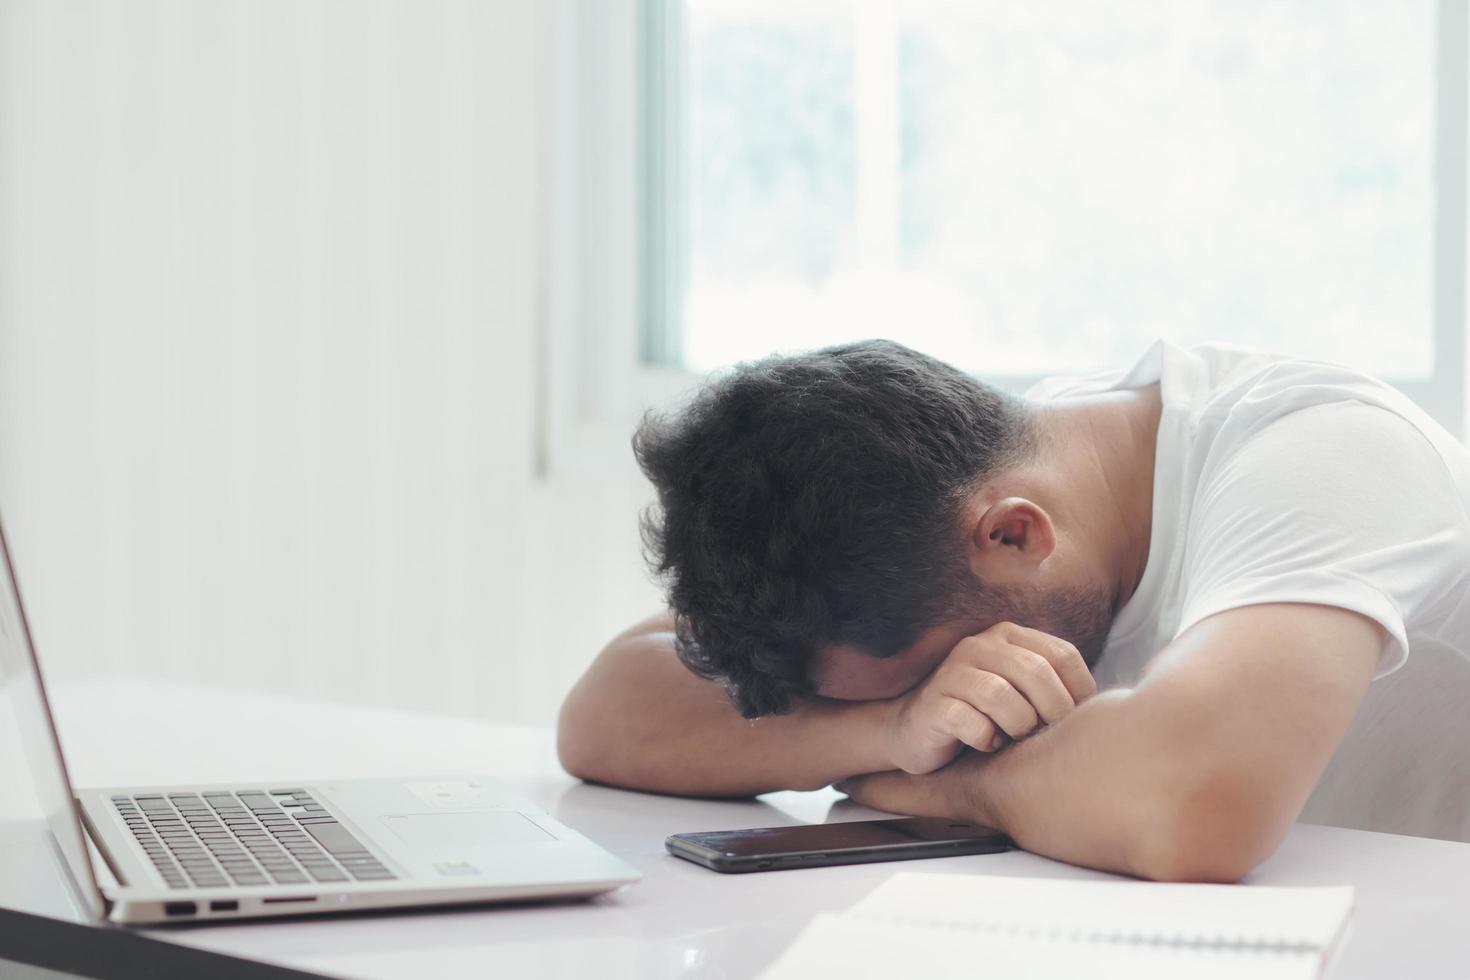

left=665, top=816, right=1010, bottom=873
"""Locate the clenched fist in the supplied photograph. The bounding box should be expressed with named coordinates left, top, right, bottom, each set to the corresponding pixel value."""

left=884, top=622, right=1098, bottom=774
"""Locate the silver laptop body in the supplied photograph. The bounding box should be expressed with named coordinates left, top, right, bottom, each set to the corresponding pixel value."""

left=0, top=515, right=640, bottom=924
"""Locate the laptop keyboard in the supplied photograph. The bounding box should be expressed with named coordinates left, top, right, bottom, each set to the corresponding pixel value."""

left=111, top=789, right=397, bottom=890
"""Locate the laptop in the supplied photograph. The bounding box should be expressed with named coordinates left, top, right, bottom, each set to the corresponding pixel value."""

left=0, top=515, right=640, bottom=924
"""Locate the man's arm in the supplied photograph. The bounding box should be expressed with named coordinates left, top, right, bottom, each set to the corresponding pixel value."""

left=840, top=602, right=1383, bottom=881
left=557, top=612, right=895, bottom=796
left=558, top=614, right=1095, bottom=797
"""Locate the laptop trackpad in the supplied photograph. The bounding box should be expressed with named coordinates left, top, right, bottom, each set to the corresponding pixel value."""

left=384, top=811, right=555, bottom=851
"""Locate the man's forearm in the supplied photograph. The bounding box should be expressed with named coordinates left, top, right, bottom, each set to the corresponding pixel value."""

left=847, top=686, right=1239, bottom=880
left=558, top=627, right=896, bottom=796
left=965, top=688, right=1182, bottom=876
left=846, top=604, right=1381, bottom=882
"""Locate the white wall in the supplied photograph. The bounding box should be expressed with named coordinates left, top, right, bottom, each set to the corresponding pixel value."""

left=0, top=0, right=663, bottom=725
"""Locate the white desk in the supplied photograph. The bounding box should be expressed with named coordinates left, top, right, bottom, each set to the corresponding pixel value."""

left=2, top=678, right=1468, bottom=978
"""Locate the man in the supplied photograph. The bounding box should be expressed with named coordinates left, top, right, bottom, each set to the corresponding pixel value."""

left=558, top=338, right=1470, bottom=882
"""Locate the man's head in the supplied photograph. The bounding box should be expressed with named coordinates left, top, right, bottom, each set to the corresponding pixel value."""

left=634, top=340, right=1118, bottom=718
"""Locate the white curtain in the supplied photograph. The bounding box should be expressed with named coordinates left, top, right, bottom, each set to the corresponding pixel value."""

left=0, top=0, right=660, bottom=724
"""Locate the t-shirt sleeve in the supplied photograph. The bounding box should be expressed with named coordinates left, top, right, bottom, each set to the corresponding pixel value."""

left=1175, top=401, right=1470, bottom=677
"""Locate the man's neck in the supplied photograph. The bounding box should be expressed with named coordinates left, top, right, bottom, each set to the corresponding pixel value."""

left=1032, top=384, right=1162, bottom=613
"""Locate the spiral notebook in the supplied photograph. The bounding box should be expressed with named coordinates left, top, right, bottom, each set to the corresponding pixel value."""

left=759, top=872, right=1354, bottom=979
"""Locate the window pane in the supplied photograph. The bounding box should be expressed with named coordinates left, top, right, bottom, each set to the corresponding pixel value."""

left=678, top=0, right=1435, bottom=379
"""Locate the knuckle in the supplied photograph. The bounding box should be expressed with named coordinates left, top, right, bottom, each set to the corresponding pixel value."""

left=1056, top=639, right=1086, bottom=666
left=1016, top=649, right=1053, bottom=678
left=952, top=636, right=983, bottom=659
left=976, top=673, right=1013, bottom=701
left=942, top=699, right=972, bottom=729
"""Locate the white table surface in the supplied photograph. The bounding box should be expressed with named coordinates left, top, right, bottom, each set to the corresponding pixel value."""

left=5, top=677, right=1470, bottom=978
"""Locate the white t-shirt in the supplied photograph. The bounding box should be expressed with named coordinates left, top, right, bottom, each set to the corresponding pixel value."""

left=1026, top=339, right=1470, bottom=843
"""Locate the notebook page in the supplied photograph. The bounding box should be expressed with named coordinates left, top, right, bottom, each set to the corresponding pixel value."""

left=849, top=873, right=1354, bottom=950
left=758, top=913, right=1322, bottom=980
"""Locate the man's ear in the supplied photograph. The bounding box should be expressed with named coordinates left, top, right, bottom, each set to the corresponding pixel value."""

left=967, top=496, right=1057, bottom=579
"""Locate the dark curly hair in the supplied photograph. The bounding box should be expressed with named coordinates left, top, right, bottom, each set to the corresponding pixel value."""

left=633, top=339, right=1040, bottom=718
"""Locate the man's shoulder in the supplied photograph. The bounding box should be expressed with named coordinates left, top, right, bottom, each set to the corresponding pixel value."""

left=1205, top=398, right=1465, bottom=504
left=1027, top=339, right=1390, bottom=412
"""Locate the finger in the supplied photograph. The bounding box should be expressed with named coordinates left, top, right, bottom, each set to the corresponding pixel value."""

left=998, top=623, right=1099, bottom=704
left=967, top=641, right=1077, bottom=726
left=836, top=771, right=898, bottom=811
left=935, top=696, right=1001, bottom=753
left=839, top=770, right=951, bottom=818
left=943, top=669, right=1039, bottom=740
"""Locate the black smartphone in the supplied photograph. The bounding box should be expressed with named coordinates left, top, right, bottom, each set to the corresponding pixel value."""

left=665, top=816, right=1010, bottom=873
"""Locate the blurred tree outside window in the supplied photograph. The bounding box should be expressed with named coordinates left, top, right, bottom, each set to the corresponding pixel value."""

left=646, top=0, right=1436, bottom=382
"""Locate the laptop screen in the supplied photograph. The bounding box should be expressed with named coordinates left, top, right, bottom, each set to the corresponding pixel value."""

left=0, top=515, right=105, bottom=918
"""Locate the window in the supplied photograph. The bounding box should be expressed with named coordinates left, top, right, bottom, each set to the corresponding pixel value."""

left=640, top=0, right=1464, bottom=426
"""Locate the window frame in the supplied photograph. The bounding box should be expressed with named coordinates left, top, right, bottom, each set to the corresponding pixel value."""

left=542, top=1, right=1469, bottom=448
left=629, top=0, right=1469, bottom=437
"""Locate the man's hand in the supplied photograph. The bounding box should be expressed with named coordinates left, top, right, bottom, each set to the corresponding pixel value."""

left=884, top=622, right=1097, bottom=775
left=839, top=752, right=996, bottom=826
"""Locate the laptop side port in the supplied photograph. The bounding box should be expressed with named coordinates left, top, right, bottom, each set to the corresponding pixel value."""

left=209, top=900, right=239, bottom=912
left=163, top=901, right=197, bottom=917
